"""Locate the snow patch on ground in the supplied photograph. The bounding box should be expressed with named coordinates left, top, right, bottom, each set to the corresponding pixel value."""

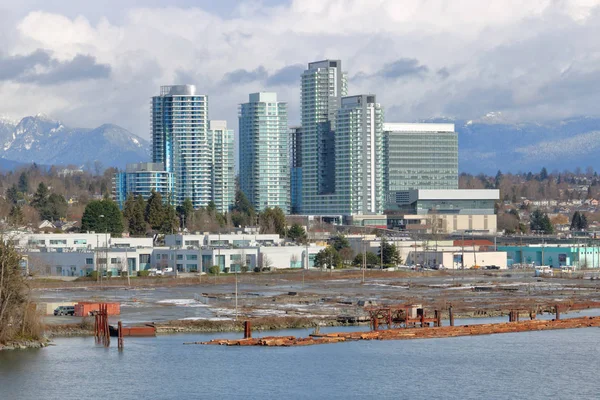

left=157, top=299, right=208, bottom=307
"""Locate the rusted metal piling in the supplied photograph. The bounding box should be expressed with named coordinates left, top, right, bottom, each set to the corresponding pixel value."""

left=244, top=321, right=252, bottom=339
left=94, top=303, right=110, bottom=347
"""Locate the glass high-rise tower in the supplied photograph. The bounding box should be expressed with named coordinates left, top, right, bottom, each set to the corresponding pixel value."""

left=208, top=120, right=235, bottom=213
left=239, top=92, right=290, bottom=213
left=152, top=85, right=210, bottom=208
left=335, top=95, right=385, bottom=215
left=300, top=59, right=347, bottom=214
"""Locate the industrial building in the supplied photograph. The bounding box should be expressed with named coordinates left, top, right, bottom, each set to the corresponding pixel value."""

left=498, top=244, right=600, bottom=269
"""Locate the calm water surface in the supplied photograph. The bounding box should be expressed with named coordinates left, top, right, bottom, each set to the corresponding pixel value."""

left=1, top=326, right=599, bottom=400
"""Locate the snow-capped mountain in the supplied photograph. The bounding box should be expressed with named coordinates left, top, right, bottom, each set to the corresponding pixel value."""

left=0, top=115, right=150, bottom=170
left=457, top=116, right=600, bottom=174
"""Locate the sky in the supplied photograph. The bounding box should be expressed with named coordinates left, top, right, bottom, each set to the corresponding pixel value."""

left=2, top=0, right=600, bottom=139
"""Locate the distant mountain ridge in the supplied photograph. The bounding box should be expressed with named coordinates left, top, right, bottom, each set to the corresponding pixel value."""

left=454, top=116, right=600, bottom=174
left=0, top=114, right=150, bottom=170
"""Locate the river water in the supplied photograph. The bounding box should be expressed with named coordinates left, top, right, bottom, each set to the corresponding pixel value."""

left=1, top=326, right=599, bottom=400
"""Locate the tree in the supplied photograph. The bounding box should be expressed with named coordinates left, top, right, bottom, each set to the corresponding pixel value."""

left=145, top=191, right=166, bottom=231
left=6, top=185, right=19, bottom=205
left=81, top=199, right=124, bottom=236
left=539, top=167, right=548, bottom=181
left=231, top=189, right=255, bottom=227
left=570, top=211, right=588, bottom=231
left=329, top=234, right=350, bottom=251
left=160, top=203, right=179, bottom=234
left=176, top=198, right=194, bottom=229
left=379, top=239, right=400, bottom=266
left=18, top=172, right=29, bottom=194
left=314, top=247, right=342, bottom=270
left=287, top=223, right=306, bottom=243
left=530, top=209, right=553, bottom=234
left=41, top=193, right=67, bottom=221
left=123, top=194, right=146, bottom=236
left=0, top=240, right=42, bottom=343
left=259, top=207, right=286, bottom=235
left=339, top=247, right=354, bottom=267
left=8, top=205, right=23, bottom=226
left=353, top=251, right=379, bottom=267
left=31, top=183, right=49, bottom=210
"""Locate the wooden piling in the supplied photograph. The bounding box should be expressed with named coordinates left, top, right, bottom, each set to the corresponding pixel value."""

left=449, top=306, right=454, bottom=327
left=118, top=321, right=124, bottom=351
left=244, top=321, right=252, bottom=339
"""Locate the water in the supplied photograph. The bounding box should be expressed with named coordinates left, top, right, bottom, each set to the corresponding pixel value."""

left=1, top=327, right=599, bottom=399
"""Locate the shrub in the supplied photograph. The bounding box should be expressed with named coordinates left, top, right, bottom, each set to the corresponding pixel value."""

left=241, top=266, right=249, bottom=273
left=88, top=270, right=99, bottom=280
left=137, top=270, right=150, bottom=277
left=208, top=265, right=220, bottom=275
left=106, top=271, right=113, bottom=278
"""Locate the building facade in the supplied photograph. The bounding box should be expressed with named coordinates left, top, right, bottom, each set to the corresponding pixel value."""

left=289, top=126, right=303, bottom=214
left=300, top=60, right=347, bottom=214
left=384, top=123, right=458, bottom=210
left=113, top=163, right=175, bottom=209
left=386, top=189, right=499, bottom=234
left=335, top=95, right=384, bottom=215
left=152, top=85, right=211, bottom=208
left=239, top=92, right=290, bottom=213
left=208, top=120, right=235, bottom=213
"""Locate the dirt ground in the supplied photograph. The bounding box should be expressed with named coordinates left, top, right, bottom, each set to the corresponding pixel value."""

left=35, top=268, right=600, bottom=334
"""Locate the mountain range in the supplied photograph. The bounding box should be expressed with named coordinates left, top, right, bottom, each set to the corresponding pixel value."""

left=0, top=114, right=150, bottom=171
left=0, top=113, right=599, bottom=175
left=424, top=114, right=600, bottom=175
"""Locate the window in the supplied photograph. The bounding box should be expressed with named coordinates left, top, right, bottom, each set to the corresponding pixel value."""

left=110, top=258, right=119, bottom=264
left=86, top=258, right=94, bottom=265
left=74, top=239, right=87, bottom=245
left=185, top=240, right=200, bottom=247
left=50, top=239, right=67, bottom=245
left=176, top=254, right=183, bottom=260
left=186, top=254, right=197, bottom=261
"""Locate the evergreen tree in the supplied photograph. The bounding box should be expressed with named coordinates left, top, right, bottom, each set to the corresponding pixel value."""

left=176, top=198, right=194, bottom=229
left=145, top=191, right=166, bottom=231
left=287, top=223, right=306, bottom=243
left=494, top=170, right=503, bottom=188
left=31, top=182, right=49, bottom=210
left=570, top=211, right=581, bottom=231
left=314, top=247, right=342, bottom=269
left=8, top=205, right=23, bottom=226
left=329, top=234, right=350, bottom=251
left=81, top=199, right=124, bottom=236
left=353, top=251, right=379, bottom=267
left=18, top=172, right=29, bottom=193
left=123, top=194, right=146, bottom=236
left=6, top=184, right=19, bottom=205
left=41, top=193, right=67, bottom=221
left=530, top=209, right=553, bottom=234
left=160, top=204, right=179, bottom=234
left=539, top=167, right=548, bottom=181
left=379, top=239, right=400, bottom=265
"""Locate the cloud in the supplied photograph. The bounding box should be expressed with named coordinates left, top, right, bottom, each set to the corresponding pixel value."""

left=0, top=49, right=51, bottom=80
left=377, top=58, right=429, bottom=79
left=222, top=66, right=268, bottom=85
left=3, top=0, right=600, bottom=140
left=0, top=49, right=110, bottom=84
left=266, top=64, right=304, bottom=86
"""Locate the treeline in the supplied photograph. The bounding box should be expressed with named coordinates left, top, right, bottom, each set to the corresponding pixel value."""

left=0, top=164, right=114, bottom=228
left=460, top=167, right=600, bottom=202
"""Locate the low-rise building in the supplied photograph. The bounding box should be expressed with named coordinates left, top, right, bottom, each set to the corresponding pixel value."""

left=498, top=244, right=600, bottom=268
left=386, top=189, right=499, bottom=234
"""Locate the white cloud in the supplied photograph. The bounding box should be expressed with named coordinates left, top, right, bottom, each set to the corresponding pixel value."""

left=1, top=0, right=600, bottom=138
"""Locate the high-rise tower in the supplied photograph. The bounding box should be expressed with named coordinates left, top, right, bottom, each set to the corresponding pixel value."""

left=300, top=60, right=347, bottom=214
left=239, top=92, right=290, bottom=213
left=208, top=120, right=235, bottom=214
left=152, top=85, right=210, bottom=208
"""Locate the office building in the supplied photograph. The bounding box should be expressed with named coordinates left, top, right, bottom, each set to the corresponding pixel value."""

left=289, top=126, right=303, bottom=214
left=239, top=92, right=290, bottom=213
left=208, top=120, right=235, bottom=213
left=152, top=85, right=210, bottom=208
left=113, top=163, right=175, bottom=208
left=383, top=123, right=458, bottom=210
left=300, top=60, right=347, bottom=214
left=386, top=189, right=499, bottom=234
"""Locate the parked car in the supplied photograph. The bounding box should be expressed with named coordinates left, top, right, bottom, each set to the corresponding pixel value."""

left=54, top=306, right=75, bottom=316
